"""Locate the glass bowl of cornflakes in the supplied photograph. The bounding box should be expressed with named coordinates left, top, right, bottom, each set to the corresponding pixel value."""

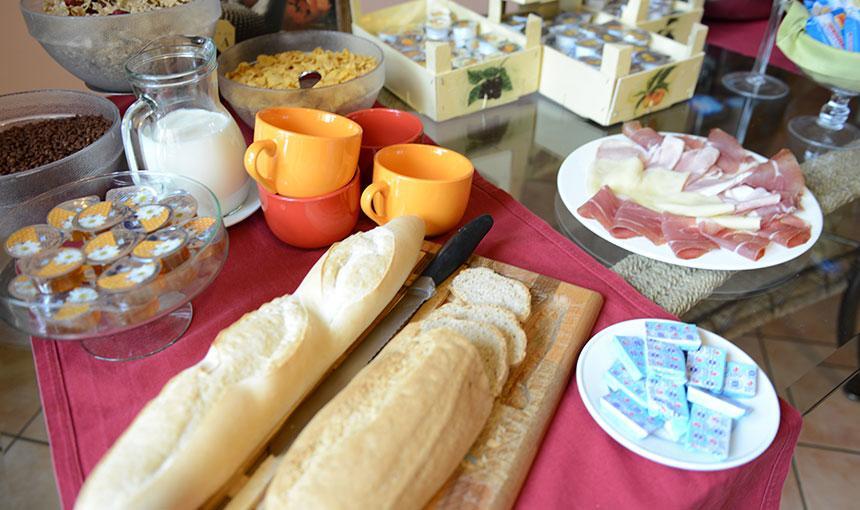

left=20, top=0, right=221, bottom=92
left=218, top=30, right=385, bottom=127
left=0, top=171, right=228, bottom=361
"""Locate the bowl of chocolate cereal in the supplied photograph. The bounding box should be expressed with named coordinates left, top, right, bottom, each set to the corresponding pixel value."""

left=0, top=90, right=123, bottom=241
left=20, top=0, right=221, bottom=92
left=218, top=30, right=385, bottom=127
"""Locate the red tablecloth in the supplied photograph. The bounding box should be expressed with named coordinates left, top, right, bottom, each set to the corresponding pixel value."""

left=32, top=97, right=801, bottom=509
left=706, top=18, right=800, bottom=74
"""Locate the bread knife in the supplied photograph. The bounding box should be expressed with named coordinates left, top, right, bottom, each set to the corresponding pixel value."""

left=275, top=214, right=494, bottom=448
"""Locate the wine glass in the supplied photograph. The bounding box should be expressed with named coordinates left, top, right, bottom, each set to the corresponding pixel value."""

left=721, top=0, right=790, bottom=100
left=788, top=85, right=860, bottom=158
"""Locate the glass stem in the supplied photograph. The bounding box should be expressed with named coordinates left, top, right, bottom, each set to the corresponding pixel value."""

left=817, top=92, right=854, bottom=131
left=748, top=0, right=786, bottom=82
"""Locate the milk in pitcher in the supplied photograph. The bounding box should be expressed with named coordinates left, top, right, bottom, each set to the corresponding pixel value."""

left=139, top=108, right=249, bottom=214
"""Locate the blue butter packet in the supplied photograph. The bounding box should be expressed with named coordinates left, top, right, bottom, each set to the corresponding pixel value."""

left=844, top=15, right=860, bottom=51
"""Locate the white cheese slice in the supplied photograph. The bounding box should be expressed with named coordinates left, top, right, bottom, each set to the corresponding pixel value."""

left=588, top=158, right=644, bottom=196
left=639, top=167, right=689, bottom=196
left=657, top=202, right=735, bottom=217
left=687, top=386, right=749, bottom=419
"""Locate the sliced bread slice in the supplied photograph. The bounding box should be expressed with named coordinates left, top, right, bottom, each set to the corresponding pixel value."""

left=432, top=303, right=527, bottom=367
left=419, top=317, right=509, bottom=396
left=449, top=267, right=532, bottom=322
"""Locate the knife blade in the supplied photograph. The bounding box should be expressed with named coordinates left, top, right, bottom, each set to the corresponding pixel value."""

left=275, top=214, right=494, bottom=448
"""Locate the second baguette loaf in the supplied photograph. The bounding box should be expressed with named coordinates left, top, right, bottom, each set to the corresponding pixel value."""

left=74, top=216, right=425, bottom=510
left=263, top=326, right=494, bottom=510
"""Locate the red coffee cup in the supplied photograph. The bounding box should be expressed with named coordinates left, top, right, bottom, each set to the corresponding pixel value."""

left=258, top=169, right=360, bottom=249
left=346, top=108, right=424, bottom=186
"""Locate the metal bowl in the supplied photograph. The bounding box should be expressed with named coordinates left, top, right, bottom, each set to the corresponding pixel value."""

left=19, top=0, right=221, bottom=92
left=218, top=30, right=385, bottom=127
left=0, top=90, right=123, bottom=240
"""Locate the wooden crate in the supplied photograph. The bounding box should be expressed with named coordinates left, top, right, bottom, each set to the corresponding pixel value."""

left=510, top=1, right=707, bottom=126
left=499, top=0, right=704, bottom=41
left=350, top=0, right=543, bottom=122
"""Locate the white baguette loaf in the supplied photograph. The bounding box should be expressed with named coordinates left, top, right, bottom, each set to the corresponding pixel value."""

left=75, top=216, right=425, bottom=510
left=262, top=325, right=494, bottom=510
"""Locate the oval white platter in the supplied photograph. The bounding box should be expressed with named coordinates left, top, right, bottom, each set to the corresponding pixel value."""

left=556, top=133, right=824, bottom=271
left=576, top=318, right=780, bottom=471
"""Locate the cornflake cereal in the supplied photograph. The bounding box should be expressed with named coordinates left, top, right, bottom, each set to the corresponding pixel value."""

left=43, top=0, right=190, bottom=16
left=226, top=48, right=378, bottom=90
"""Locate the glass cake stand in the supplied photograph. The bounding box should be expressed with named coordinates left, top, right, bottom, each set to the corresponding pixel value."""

left=0, top=172, right=228, bottom=361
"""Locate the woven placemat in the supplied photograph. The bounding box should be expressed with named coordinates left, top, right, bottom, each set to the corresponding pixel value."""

left=611, top=149, right=860, bottom=316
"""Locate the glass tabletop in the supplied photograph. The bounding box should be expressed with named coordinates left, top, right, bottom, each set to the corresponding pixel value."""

left=378, top=44, right=860, bottom=411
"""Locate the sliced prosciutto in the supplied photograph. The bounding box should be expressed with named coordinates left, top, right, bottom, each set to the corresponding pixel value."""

left=623, top=121, right=663, bottom=150
left=597, top=139, right=646, bottom=163
left=741, top=149, right=805, bottom=205
left=708, top=128, right=747, bottom=174
left=577, top=186, right=621, bottom=231
left=647, top=135, right=685, bottom=170
left=661, top=215, right=719, bottom=259
left=675, top=146, right=720, bottom=175
left=680, top=135, right=706, bottom=150
left=610, top=201, right=666, bottom=245
left=720, top=185, right=782, bottom=214
left=699, top=221, right=769, bottom=261
left=757, top=214, right=811, bottom=248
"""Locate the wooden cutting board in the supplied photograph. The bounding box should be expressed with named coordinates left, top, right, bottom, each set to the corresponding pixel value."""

left=210, top=242, right=603, bottom=510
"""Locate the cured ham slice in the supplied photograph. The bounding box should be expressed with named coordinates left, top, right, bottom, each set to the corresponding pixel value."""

left=699, top=221, right=769, bottom=261
left=708, top=128, right=747, bottom=174
left=720, top=185, right=782, bottom=214
left=647, top=135, right=685, bottom=170
left=684, top=169, right=752, bottom=196
left=597, top=140, right=646, bottom=163
left=661, top=215, right=719, bottom=259
left=680, top=135, right=706, bottom=150
left=675, top=146, right=720, bottom=175
left=623, top=121, right=663, bottom=150
left=577, top=186, right=621, bottom=231
left=741, top=149, right=805, bottom=205
left=757, top=214, right=811, bottom=248
left=610, top=201, right=666, bottom=245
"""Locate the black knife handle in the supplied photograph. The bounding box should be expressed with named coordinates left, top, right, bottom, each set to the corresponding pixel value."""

left=421, top=215, right=493, bottom=286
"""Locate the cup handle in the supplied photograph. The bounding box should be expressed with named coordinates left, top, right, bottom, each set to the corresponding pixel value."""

left=244, top=140, right=278, bottom=194
left=360, top=181, right=389, bottom=225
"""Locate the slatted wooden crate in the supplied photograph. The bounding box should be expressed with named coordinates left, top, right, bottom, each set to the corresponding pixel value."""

left=350, top=0, right=543, bottom=122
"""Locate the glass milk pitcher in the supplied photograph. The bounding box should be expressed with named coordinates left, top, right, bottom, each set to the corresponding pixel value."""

left=121, top=36, right=249, bottom=215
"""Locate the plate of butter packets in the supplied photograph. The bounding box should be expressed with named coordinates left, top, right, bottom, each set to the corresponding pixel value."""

left=576, top=318, right=780, bottom=470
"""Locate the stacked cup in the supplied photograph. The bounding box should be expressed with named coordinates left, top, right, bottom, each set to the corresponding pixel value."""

left=246, top=106, right=476, bottom=246
left=244, top=108, right=363, bottom=248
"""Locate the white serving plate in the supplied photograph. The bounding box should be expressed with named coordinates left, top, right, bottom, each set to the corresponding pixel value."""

left=576, top=318, right=780, bottom=471
left=224, top=180, right=260, bottom=228
left=557, top=134, right=824, bottom=271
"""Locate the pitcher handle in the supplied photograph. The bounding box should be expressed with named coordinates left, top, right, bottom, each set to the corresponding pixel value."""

left=121, top=97, right=155, bottom=177
left=244, top=140, right=278, bottom=194
left=360, top=181, right=389, bottom=225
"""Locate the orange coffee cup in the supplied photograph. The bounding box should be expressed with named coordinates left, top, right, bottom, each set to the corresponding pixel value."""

left=244, top=107, right=362, bottom=198
left=361, top=144, right=473, bottom=236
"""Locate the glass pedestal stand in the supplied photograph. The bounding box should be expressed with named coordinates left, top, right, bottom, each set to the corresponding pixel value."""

left=788, top=89, right=860, bottom=158
left=79, top=303, right=194, bottom=361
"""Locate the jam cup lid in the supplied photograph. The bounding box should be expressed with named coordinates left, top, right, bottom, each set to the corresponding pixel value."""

left=8, top=275, right=39, bottom=301
left=106, top=186, right=159, bottom=208
left=159, top=192, right=198, bottom=223
left=97, top=256, right=161, bottom=293
left=132, top=226, right=189, bottom=260
left=47, top=196, right=100, bottom=232
left=22, top=247, right=86, bottom=280
left=74, top=201, right=131, bottom=233
left=83, top=228, right=141, bottom=265
left=50, top=285, right=100, bottom=322
left=121, top=204, right=173, bottom=234
left=4, top=224, right=64, bottom=259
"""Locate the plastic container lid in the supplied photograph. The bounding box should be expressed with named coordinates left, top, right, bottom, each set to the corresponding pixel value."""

left=4, top=224, right=64, bottom=259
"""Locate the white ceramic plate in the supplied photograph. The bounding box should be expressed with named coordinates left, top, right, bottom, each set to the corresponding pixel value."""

left=576, top=319, right=780, bottom=471
left=556, top=134, right=824, bottom=270
left=223, top=180, right=260, bottom=228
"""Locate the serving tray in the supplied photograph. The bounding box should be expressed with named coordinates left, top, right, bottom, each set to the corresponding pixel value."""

left=206, top=241, right=604, bottom=509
